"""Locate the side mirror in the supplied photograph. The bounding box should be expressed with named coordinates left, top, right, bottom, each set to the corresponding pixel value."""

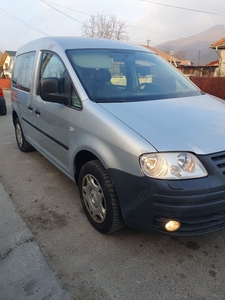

left=40, top=77, right=69, bottom=105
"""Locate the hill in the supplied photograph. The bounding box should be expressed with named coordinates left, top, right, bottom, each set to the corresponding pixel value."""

left=156, top=25, right=225, bottom=65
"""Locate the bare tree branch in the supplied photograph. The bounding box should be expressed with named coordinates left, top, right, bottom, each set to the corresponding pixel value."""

left=82, top=14, right=129, bottom=41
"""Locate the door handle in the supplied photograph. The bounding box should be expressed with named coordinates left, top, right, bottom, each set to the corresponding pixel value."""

left=35, top=109, right=41, bottom=117
left=28, top=105, right=33, bottom=112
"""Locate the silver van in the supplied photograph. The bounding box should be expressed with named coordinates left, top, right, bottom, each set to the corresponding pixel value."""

left=11, top=36, right=225, bottom=236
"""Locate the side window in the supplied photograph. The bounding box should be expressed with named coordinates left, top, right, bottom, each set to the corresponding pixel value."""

left=40, top=52, right=82, bottom=108
left=12, top=55, right=23, bottom=88
left=12, top=52, right=35, bottom=92
left=71, top=86, right=82, bottom=109
left=40, top=52, right=67, bottom=93
left=41, top=53, right=65, bottom=79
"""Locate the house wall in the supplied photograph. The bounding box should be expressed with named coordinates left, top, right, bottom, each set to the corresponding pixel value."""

left=178, top=66, right=216, bottom=77
left=3, top=55, right=14, bottom=78
left=220, top=50, right=225, bottom=76
left=213, top=49, right=225, bottom=77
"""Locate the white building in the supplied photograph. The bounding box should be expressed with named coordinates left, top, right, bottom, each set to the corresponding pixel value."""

left=0, top=51, right=16, bottom=78
left=211, top=38, right=225, bottom=77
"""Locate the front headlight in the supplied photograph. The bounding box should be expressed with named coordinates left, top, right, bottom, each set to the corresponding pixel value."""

left=140, top=152, right=207, bottom=179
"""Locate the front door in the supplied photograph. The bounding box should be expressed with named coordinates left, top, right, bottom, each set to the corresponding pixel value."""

left=34, top=52, right=70, bottom=174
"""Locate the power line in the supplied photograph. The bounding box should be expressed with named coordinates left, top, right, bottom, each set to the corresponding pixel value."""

left=42, top=0, right=215, bottom=48
left=1, top=0, right=219, bottom=57
left=39, top=1, right=221, bottom=59
left=149, top=41, right=218, bottom=63
left=130, top=38, right=217, bottom=60
left=40, top=0, right=84, bottom=25
left=141, top=0, right=225, bottom=16
left=0, top=8, right=49, bottom=36
left=43, top=0, right=91, bottom=16
left=128, top=24, right=215, bottom=44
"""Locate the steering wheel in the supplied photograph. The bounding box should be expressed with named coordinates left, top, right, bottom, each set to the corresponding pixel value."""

left=139, top=83, right=151, bottom=90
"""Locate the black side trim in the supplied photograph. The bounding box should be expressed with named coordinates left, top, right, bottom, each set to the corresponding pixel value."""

left=22, top=117, right=69, bottom=150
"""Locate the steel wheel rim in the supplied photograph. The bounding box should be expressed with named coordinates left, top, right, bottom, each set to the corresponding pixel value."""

left=16, top=123, right=23, bottom=147
left=82, top=174, right=106, bottom=223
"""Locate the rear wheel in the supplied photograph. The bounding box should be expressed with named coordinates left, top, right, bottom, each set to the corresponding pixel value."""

left=79, top=160, right=123, bottom=234
left=15, top=118, right=34, bottom=152
left=0, top=107, right=7, bottom=115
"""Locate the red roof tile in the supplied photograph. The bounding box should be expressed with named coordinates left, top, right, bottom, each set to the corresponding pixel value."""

left=211, top=37, right=225, bottom=48
left=140, top=45, right=181, bottom=62
left=206, top=59, right=219, bottom=66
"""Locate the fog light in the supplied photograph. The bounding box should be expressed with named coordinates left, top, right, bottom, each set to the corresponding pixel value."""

left=165, top=220, right=180, bottom=232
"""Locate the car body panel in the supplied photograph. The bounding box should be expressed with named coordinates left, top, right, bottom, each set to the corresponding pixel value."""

left=99, top=94, right=225, bottom=155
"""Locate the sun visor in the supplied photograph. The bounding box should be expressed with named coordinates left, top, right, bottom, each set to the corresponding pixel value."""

left=72, top=52, right=112, bottom=69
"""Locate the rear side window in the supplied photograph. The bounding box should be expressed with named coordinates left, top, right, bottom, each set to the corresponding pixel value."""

left=12, top=51, right=35, bottom=92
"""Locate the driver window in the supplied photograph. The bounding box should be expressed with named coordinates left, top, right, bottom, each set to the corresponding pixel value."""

left=40, top=52, right=68, bottom=93
left=39, top=52, right=82, bottom=108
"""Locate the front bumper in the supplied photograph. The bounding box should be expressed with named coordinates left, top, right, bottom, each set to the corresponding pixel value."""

left=108, top=151, right=225, bottom=236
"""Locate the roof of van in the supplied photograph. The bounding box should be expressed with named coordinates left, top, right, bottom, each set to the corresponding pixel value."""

left=16, top=36, right=154, bottom=55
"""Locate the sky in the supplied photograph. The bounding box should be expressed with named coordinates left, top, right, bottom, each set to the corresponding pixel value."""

left=0, top=0, right=225, bottom=52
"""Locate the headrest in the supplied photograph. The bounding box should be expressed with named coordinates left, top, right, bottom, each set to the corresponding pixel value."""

left=95, top=69, right=111, bottom=83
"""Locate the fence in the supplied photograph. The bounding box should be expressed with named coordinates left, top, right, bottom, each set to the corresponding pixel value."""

left=1, top=77, right=225, bottom=99
left=190, top=77, right=225, bottom=100
left=0, top=79, right=11, bottom=89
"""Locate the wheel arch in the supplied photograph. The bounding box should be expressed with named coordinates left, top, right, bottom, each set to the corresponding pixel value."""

left=74, top=150, right=100, bottom=184
left=12, top=110, right=19, bottom=127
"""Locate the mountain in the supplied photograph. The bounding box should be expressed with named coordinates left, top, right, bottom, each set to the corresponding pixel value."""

left=156, top=25, right=225, bottom=65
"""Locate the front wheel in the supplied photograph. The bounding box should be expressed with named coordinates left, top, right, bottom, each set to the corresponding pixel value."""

left=79, top=160, right=124, bottom=234
left=15, top=118, right=34, bottom=152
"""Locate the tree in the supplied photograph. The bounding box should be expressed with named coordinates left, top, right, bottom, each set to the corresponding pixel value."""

left=82, top=14, right=129, bottom=41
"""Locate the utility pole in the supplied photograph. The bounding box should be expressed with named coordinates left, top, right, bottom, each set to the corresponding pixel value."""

left=146, top=39, right=151, bottom=47
left=170, top=51, right=177, bottom=67
left=198, top=50, right=201, bottom=65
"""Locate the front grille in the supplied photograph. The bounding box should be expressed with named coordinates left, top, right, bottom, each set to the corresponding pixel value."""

left=211, top=152, right=225, bottom=175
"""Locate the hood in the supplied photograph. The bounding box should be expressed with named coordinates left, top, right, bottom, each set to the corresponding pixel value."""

left=99, top=94, right=225, bottom=155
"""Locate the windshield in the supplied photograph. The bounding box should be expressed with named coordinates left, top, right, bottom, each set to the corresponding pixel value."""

left=67, top=49, right=201, bottom=103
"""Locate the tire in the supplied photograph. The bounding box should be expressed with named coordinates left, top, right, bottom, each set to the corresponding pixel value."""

left=15, top=118, right=34, bottom=152
left=79, top=160, right=124, bottom=234
left=0, top=107, right=7, bottom=115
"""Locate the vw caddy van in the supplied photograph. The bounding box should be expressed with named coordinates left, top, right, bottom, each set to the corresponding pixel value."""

left=11, top=37, right=225, bottom=236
